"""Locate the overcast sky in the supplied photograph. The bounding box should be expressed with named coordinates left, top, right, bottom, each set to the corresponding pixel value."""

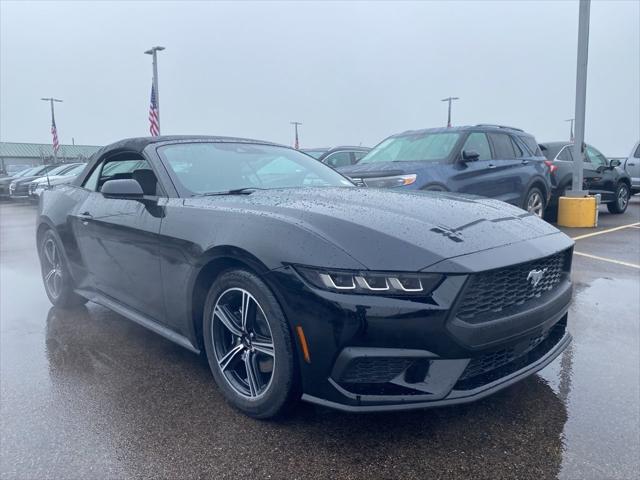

left=1, top=0, right=638, bottom=155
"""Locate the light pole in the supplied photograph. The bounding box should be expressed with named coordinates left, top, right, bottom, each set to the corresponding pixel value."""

left=145, top=46, right=165, bottom=134
left=569, top=0, right=590, bottom=197
left=441, top=97, right=459, bottom=128
left=290, top=121, right=302, bottom=149
left=565, top=118, right=575, bottom=142
left=41, top=97, right=62, bottom=161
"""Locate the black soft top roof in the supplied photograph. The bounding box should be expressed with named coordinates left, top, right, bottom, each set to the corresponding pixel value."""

left=92, top=135, right=286, bottom=158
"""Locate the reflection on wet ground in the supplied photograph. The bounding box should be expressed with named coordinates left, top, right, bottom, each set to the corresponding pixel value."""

left=1, top=200, right=639, bottom=479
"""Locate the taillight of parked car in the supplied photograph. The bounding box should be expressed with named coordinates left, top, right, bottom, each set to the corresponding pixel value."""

left=544, top=160, right=558, bottom=174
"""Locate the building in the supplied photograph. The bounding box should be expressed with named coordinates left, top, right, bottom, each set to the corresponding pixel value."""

left=0, top=142, right=101, bottom=174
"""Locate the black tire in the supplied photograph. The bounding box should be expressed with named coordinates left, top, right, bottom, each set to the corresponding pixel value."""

left=203, top=268, right=298, bottom=419
left=607, top=182, right=630, bottom=214
left=38, top=229, right=87, bottom=308
left=523, top=186, right=546, bottom=218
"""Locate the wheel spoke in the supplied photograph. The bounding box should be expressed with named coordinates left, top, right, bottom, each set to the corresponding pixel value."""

left=252, top=340, right=274, bottom=357
left=244, top=352, right=260, bottom=396
left=44, top=241, right=55, bottom=265
left=218, top=344, right=244, bottom=372
left=214, top=305, right=243, bottom=337
left=240, top=291, right=250, bottom=331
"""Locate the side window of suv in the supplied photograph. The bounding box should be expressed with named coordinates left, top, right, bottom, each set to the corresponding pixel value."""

left=585, top=146, right=607, bottom=168
left=324, top=151, right=352, bottom=168
left=461, top=133, right=491, bottom=161
left=488, top=133, right=516, bottom=160
left=353, top=151, right=368, bottom=163
left=557, top=146, right=573, bottom=161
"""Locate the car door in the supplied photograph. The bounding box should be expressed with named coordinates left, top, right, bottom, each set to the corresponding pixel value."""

left=452, top=132, right=507, bottom=200
left=584, top=145, right=616, bottom=201
left=485, top=132, right=531, bottom=205
left=626, top=143, right=640, bottom=189
left=71, top=152, right=167, bottom=323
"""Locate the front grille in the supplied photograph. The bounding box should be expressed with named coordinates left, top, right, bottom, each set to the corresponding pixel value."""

left=338, top=357, right=413, bottom=384
left=456, top=250, right=570, bottom=324
left=454, top=318, right=567, bottom=390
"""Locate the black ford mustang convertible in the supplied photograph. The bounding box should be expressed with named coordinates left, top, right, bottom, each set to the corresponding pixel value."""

left=37, top=136, right=573, bottom=418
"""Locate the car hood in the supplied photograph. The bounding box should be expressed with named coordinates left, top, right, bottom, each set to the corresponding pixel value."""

left=338, top=161, right=432, bottom=177
left=187, top=187, right=562, bottom=271
left=0, top=175, right=19, bottom=185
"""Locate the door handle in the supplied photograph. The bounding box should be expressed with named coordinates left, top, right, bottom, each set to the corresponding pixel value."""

left=488, top=164, right=497, bottom=169
left=521, top=160, right=529, bottom=165
left=79, top=212, right=93, bottom=225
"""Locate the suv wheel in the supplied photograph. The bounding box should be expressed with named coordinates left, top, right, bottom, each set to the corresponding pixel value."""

left=607, top=182, right=630, bottom=214
left=203, top=269, right=298, bottom=418
left=38, top=230, right=87, bottom=308
left=524, top=187, right=546, bottom=218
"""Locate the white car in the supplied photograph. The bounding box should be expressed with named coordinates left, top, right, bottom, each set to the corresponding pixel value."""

left=624, top=141, right=640, bottom=194
left=29, top=163, right=86, bottom=199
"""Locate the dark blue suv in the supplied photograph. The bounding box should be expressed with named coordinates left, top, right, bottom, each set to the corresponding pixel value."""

left=338, top=125, right=552, bottom=217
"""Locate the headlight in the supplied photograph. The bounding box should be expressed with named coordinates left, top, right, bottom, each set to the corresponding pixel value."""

left=9, top=182, right=16, bottom=192
left=294, top=265, right=443, bottom=295
left=360, top=174, right=417, bottom=188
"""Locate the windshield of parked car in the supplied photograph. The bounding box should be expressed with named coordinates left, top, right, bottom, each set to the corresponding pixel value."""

left=46, top=164, right=76, bottom=176
left=15, top=166, right=42, bottom=177
left=301, top=149, right=328, bottom=159
left=358, top=132, right=461, bottom=163
left=62, top=164, right=86, bottom=176
left=159, top=142, right=354, bottom=195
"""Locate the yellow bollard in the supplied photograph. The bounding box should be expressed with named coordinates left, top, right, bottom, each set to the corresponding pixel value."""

left=557, top=196, right=598, bottom=227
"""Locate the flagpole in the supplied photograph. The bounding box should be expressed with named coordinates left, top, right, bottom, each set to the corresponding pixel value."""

left=41, top=97, right=62, bottom=162
left=145, top=46, right=165, bottom=134
left=290, top=121, right=302, bottom=149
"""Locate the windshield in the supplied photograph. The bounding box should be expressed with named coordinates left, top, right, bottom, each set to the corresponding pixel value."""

left=47, top=164, right=76, bottom=176
left=63, top=164, right=86, bottom=176
left=358, top=132, right=461, bottom=163
left=159, top=142, right=354, bottom=195
left=16, top=166, right=41, bottom=177
left=302, top=150, right=328, bottom=159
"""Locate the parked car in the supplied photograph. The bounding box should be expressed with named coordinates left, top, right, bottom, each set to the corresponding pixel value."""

left=1, top=165, right=56, bottom=199
left=29, top=163, right=86, bottom=201
left=539, top=142, right=632, bottom=215
left=338, top=125, right=552, bottom=217
left=38, top=135, right=573, bottom=418
left=301, top=146, right=370, bottom=168
left=624, top=141, right=640, bottom=194
left=9, top=163, right=77, bottom=199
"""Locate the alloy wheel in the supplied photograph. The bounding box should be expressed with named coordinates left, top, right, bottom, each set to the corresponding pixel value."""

left=527, top=191, right=544, bottom=217
left=42, top=238, right=63, bottom=300
left=211, top=288, right=275, bottom=399
left=618, top=185, right=629, bottom=210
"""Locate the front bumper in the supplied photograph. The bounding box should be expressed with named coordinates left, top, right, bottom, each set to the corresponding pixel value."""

left=265, top=243, right=573, bottom=412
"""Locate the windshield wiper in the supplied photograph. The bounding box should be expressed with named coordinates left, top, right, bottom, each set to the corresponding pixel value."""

left=198, top=187, right=265, bottom=197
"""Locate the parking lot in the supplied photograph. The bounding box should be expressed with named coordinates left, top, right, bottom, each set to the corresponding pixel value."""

left=0, top=198, right=638, bottom=480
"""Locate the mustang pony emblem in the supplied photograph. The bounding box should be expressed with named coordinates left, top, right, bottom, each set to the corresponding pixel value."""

left=527, top=268, right=547, bottom=288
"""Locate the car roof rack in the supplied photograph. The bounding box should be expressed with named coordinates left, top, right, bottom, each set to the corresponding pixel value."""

left=475, top=124, right=524, bottom=132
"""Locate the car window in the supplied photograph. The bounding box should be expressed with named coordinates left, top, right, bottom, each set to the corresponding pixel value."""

left=518, top=135, right=543, bottom=156
left=634, top=144, right=640, bottom=158
left=324, top=151, right=352, bottom=168
left=353, top=151, right=368, bottom=162
left=585, top=146, right=607, bottom=168
left=82, top=156, right=149, bottom=191
left=159, top=142, right=353, bottom=195
left=488, top=133, right=516, bottom=160
left=359, top=132, right=460, bottom=163
left=557, top=146, right=573, bottom=161
left=510, top=136, right=525, bottom=158
left=461, top=132, right=491, bottom=161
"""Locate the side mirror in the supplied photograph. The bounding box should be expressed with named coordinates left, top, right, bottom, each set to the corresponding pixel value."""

left=462, top=150, right=480, bottom=161
left=609, top=159, right=621, bottom=168
left=101, top=179, right=144, bottom=199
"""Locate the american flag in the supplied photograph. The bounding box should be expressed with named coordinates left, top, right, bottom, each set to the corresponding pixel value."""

left=149, top=83, right=160, bottom=136
left=51, top=110, right=59, bottom=154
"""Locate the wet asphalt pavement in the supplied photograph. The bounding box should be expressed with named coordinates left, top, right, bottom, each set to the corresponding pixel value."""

left=1, top=198, right=639, bottom=480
